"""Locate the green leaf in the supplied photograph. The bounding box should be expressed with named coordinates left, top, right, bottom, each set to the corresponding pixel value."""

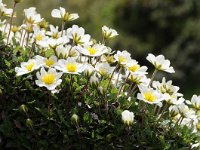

left=45, top=49, right=54, bottom=57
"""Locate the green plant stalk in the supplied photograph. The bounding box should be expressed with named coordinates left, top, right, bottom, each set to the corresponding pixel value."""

left=118, top=72, right=130, bottom=96
left=149, top=69, right=158, bottom=87
left=104, top=64, right=119, bottom=113
left=48, top=91, right=51, bottom=119
left=26, top=32, right=30, bottom=47
left=61, top=21, right=66, bottom=36
left=29, top=42, right=36, bottom=57
left=178, top=116, right=184, bottom=126
left=174, top=116, right=183, bottom=128
left=159, top=103, right=169, bottom=116
left=127, top=84, right=137, bottom=97
left=70, top=74, right=73, bottom=95
left=102, top=36, right=106, bottom=45
left=6, top=2, right=17, bottom=45
left=66, top=74, right=73, bottom=108
left=19, top=20, right=25, bottom=44
left=21, top=30, right=27, bottom=47
left=115, top=67, right=122, bottom=86
left=154, top=103, right=170, bottom=127
left=105, top=64, right=119, bottom=94
left=66, top=42, right=75, bottom=59
left=53, top=47, right=58, bottom=57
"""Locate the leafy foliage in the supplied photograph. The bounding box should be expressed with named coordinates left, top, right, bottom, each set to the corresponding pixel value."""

left=0, top=0, right=200, bottom=149
left=0, top=36, right=199, bottom=149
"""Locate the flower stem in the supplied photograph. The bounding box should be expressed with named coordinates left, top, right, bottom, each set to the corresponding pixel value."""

left=102, top=36, right=106, bottom=45
left=104, top=64, right=119, bottom=113
left=6, top=2, right=17, bottom=45
left=149, top=69, right=158, bottom=87
left=26, top=32, right=30, bottom=47
left=105, top=64, right=119, bottom=93
left=127, top=84, right=137, bottom=97
left=118, top=72, right=130, bottom=96
left=48, top=91, right=51, bottom=119
left=61, top=21, right=66, bottom=36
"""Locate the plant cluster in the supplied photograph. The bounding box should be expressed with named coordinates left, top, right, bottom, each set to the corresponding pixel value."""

left=0, top=0, right=200, bottom=149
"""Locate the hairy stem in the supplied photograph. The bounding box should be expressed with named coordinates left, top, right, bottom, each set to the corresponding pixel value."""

left=7, top=2, right=17, bottom=45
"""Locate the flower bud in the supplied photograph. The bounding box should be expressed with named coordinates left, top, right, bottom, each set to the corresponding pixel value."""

left=26, top=118, right=33, bottom=128
left=98, top=86, right=105, bottom=95
left=105, top=55, right=115, bottom=64
left=121, top=110, right=134, bottom=126
left=84, top=64, right=94, bottom=77
left=19, top=104, right=28, bottom=113
left=71, top=114, right=79, bottom=125
left=169, top=105, right=179, bottom=118
left=90, top=75, right=99, bottom=87
left=39, top=20, right=49, bottom=29
left=11, top=25, right=20, bottom=33
left=102, top=26, right=118, bottom=39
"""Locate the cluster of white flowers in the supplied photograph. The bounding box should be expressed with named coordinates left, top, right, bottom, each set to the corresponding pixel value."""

left=0, top=0, right=199, bottom=146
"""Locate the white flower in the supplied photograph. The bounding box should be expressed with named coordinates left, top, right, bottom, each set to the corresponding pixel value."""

left=191, top=143, right=200, bottom=149
left=146, top=53, right=175, bottom=73
left=129, top=74, right=150, bottom=86
left=177, top=103, right=196, bottom=119
left=1, top=8, right=13, bottom=17
left=114, top=50, right=132, bottom=65
left=152, top=77, right=183, bottom=104
left=35, top=55, right=57, bottom=68
left=66, top=25, right=92, bottom=46
left=95, top=62, right=115, bottom=77
left=51, top=7, right=79, bottom=21
left=126, top=59, right=148, bottom=75
left=122, top=110, right=134, bottom=126
left=0, top=0, right=6, bottom=11
left=186, top=95, right=200, bottom=110
left=56, top=45, right=71, bottom=58
left=33, top=26, right=48, bottom=47
left=177, top=116, right=198, bottom=133
left=55, top=58, right=85, bottom=74
left=46, top=25, right=61, bottom=39
left=15, top=59, right=43, bottom=76
left=137, top=85, right=166, bottom=105
left=35, top=67, right=62, bottom=91
left=102, top=26, right=118, bottom=39
left=47, top=37, right=69, bottom=49
left=24, top=7, right=43, bottom=24
left=24, top=7, right=37, bottom=17
left=76, top=44, right=107, bottom=57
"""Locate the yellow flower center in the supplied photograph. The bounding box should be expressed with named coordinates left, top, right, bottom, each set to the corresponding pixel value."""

left=128, top=64, right=140, bottom=72
left=25, top=62, right=34, bottom=71
left=63, top=12, right=70, bottom=21
left=45, top=59, right=55, bottom=67
left=72, top=34, right=83, bottom=44
left=66, top=63, right=77, bottom=72
left=42, top=74, right=55, bottom=85
left=88, top=48, right=97, bottom=55
left=99, top=68, right=106, bottom=76
left=144, top=92, right=156, bottom=102
left=119, top=56, right=126, bottom=63
left=36, top=34, right=43, bottom=41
